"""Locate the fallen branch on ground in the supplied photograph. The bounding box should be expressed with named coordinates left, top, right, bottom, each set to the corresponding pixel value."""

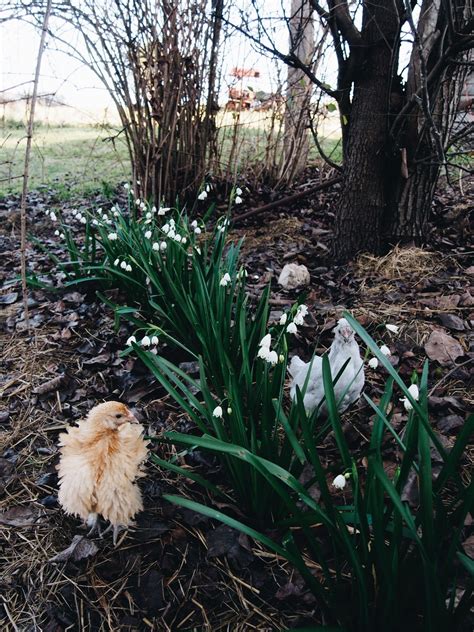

left=232, top=176, right=342, bottom=224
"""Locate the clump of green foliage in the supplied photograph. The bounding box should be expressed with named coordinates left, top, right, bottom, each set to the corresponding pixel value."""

left=36, top=195, right=473, bottom=632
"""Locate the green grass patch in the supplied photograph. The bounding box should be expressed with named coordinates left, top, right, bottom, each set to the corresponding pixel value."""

left=0, top=125, right=131, bottom=198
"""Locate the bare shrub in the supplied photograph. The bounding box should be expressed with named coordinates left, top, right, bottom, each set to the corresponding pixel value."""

left=12, top=0, right=223, bottom=204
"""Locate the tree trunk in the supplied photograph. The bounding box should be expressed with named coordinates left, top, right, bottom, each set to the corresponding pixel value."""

left=334, top=0, right=400, bottom=260
left=280, top=0, right=314, bottom=183
left=392, top=0, right=472, bottom=239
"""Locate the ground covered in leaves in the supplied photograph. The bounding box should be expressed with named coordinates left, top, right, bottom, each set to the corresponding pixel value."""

left=1, top=173, right=473, bottom=631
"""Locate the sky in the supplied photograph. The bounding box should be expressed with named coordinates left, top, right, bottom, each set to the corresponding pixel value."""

left=0, top=5, right=295, bottom=123
left=0, top=1, right=362, bottom=126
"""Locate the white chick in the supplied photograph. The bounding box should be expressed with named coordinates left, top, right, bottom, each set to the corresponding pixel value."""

left=289, top=318, right=364, bottom=414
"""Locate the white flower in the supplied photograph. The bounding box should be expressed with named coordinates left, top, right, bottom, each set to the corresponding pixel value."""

left=113, top=210, right=120, bottom=217
left=198, top=190, right=208, bottom=201
left=266, top=350, right=278, bottom=366
left=145, top=276, right=151, bottom=285
left=279, top=354, right=285, bottom=363
left=108, top=232, right=118, bottom=241
left=114, top=258, right=120, bottom=266
left=136, top=180, right=140, bottom=185
left=160, top=241, right=167, bottom=251
left=408, top=384, right=419, bottom=400
left=259, top=334, right=271, bottom=348
left=195, top=246, right=201, bottom=255
left=135, top=198, right=140, bottom=205
left=141, top=335, right=151, bottom=347
left=126, top=264, right=132, bottom=272
left=218, top=224, right=226, bottom=233
left=401, top=384, right=419, bottom=412
left=173, top=233, right=181, bottom=242
left=152, top=242, right=160, bottom=251
left=126, top=335, right=136, bottom=346
left=169, top=219, right=175, bottom=226
left=124, top=183, right=130, bottom=190
left=168, top=230, right=176, bottom=239
left=220, top=273, right=231, bottom=287
left=49, top=211, right=57, bottom=222
left=180, top=237, right=187, bottom=245
left=54, top=230, right=60, bottom=236
left=120, top=261, right=127, bottom=270
left=146, top=212, right=153, bottom=219
left=194, top=226, right=202, bottom=235
left=162, top=224, right=170, bottom=234
left=212, top=405, right=223, bottom=418
left=279, top=313, right=288, bottom=325
left=227, top=407, right=232, bottom=415
left=236, top=187, right=242, bottom=195
left=293, top=313, right=305, bottom=326
left=106, top=219, right=113, bottom=225
left=145, top=230, right=152, bottom=239
left=297, top=304, right=308, bottom=317
left=286, top=322, right=298, bottom=334
left=380, top=345, right=391, bottom=356
left=332, top=474, right=346, bottom=490
left=386, top=324, right=399, bottom=334
left=191, top=220, right=198, bottom=228
left=234, top=196, right=242, bottom=204
left=257, top=346, right=271, bottom=360
left=205, top=183, right=211, bottom=192
left=80, top=216, right=87, bottom=224
left=97, top=208, right=102, bottom=214
left=151, top=206, right=157, bottom=213
left=368, top=357, right=379, bottom=369
left=92, top=219, right=99, bottom=226
left=151, top=335, right=159, bottom=346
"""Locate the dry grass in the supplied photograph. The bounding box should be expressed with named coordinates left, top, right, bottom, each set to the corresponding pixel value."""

left=236, top=217, right=310, bottom=257
left=0, top=330, right=304, bottom=632
left=356, top=245, right=446, bottom=281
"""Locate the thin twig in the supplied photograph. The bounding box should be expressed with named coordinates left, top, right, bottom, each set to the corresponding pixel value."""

left=19, top=0, right=53, bottom=331
left=232, top=175, right=342, bottom=223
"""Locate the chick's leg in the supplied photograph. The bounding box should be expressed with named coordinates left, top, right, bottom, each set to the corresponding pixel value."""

left=113, top=525, right=121, bottom=547
left=86, top=512, right=101, bottom=537
left=99, top=523, right=125, bottom=545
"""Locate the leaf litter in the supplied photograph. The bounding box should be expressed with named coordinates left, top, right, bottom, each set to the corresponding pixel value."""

left=0, top=175, right=472, bottom=630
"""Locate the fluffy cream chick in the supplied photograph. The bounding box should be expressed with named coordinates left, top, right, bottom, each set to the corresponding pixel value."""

left=57, top=401, right=148, bottom=544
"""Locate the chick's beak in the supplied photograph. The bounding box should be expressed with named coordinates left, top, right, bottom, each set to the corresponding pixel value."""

left=125, top=408, right=139, bottom=423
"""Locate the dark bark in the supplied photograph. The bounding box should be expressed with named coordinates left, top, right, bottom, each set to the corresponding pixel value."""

left=334, top=0, right=401, bottom=260
left=392, top=0, right=471, bottom=240
left=333, top=0, right=472, bottom=261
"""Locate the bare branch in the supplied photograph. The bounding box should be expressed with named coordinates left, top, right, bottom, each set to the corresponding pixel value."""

left=20, top=0, right=53, bottom=331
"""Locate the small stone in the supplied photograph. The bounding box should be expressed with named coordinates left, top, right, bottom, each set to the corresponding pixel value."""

left=278, top=263, right=310, bottom=290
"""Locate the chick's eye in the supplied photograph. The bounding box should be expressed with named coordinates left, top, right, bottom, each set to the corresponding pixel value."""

left=115, top=413, right=123, bottom=419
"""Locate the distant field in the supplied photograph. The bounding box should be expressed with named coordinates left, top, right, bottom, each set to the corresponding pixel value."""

left=0, top=113, right=342, bottom=197
left=0, top=125, right=131, bottom=197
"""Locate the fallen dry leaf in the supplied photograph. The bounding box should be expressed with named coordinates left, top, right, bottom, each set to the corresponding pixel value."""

left=49, top=535, right=99, bottom=563
left=0, top=505, right=41, bottom=527
left=33, top=374, right=67, bottom=395
left=424, top=330, right=464, bottom=365
left=439, top=314, right=465, bottom=331
left=0, top=292, right=19, bottom=305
